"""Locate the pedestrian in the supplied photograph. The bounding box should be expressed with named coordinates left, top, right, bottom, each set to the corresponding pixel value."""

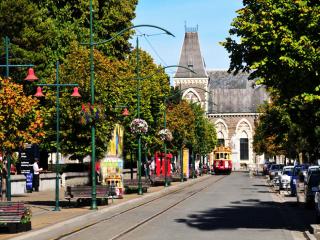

left=1, top=159, right=7, bottom=201
left=33, top=158, right=43, bottom=192
left=95, top=159, right=101, bottom=184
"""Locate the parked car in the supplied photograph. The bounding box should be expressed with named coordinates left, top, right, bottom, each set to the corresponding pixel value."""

left=314, top=187, right=320, bottom=222
left=307, top=166, right=320, bottom=178
left=279, top=166, right=294, bottom=191
left=290, top=164, right=309, bottom=196
left=268, top=164, right=284, bottom=180
left=297, top=171, right=320, bottom=207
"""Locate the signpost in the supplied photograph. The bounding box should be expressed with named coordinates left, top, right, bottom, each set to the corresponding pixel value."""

left=19, top=144, right=36, bottom=192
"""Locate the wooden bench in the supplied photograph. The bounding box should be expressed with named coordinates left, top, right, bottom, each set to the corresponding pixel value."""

left=0, top=202, right=31, bottom=233
left=65, top=185, right=116, bottom=206
left=150, top=175, right=172, bottom=186
left=123, top=179, right=150, bottom=193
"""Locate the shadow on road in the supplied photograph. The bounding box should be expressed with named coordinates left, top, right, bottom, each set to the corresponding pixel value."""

left=175, top=198, right=316, bottom=232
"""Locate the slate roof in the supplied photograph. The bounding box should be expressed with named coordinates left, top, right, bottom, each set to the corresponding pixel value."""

left=174, top=31, right=207, bottom=78
left=207, top=70, right=268, bottom=113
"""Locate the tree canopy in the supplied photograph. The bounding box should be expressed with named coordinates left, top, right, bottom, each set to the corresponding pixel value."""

left=223, top=0, right=320, bottom=161
left=0, top=77, right=45, bottom=154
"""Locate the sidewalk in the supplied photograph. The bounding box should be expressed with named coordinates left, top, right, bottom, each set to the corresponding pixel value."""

left=0, top=176, right=209, bottom=240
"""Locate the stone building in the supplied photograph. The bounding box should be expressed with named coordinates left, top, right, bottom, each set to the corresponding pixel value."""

left=173, top=27, right=268, bottom=170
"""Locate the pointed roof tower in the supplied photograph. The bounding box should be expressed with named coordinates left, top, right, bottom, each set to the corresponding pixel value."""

left=174, top=26, right=207, bottom=78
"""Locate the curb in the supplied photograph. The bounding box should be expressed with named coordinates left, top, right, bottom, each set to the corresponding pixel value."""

left=305, top=231, right=317, bottom=240
left=10, top=175, right=211, bottom=240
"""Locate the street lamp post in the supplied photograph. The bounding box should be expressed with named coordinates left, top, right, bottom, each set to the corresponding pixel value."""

left=35, top=61, right=80, bottom=211
left=87, top=0, right=174, bottom=207
left=0, top=36, right=37, bottom=201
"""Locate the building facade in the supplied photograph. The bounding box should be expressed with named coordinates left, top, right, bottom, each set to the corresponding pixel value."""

left=173, top=27, right=268, bottom=170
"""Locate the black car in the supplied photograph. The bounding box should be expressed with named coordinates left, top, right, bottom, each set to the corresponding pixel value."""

left=297, top=172, right=320, bottom=207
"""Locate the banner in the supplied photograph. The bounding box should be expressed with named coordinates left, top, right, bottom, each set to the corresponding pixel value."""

left=107, top=124, right=124, bottom=158
left=101, top=157, right=123, bottom=198
left=183, top=148, right=189, bottom=178
left=101, top=124, right=125, bottom=198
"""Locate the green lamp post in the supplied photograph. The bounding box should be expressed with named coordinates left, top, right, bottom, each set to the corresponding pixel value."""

left=87, top=0, right=174, bottom=207
left=0, top=36, right=37, bottom=201
left=34, top=61, right=80, bottom=211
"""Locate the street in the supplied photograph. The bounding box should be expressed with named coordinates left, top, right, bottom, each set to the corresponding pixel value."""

left=54, top=172, right=314, bottom=240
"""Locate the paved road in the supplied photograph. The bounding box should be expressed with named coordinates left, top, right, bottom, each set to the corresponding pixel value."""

left=60, top=172, right=308, bottom=240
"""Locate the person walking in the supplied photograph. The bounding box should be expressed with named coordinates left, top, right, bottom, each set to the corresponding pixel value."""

left=1, top=159, right=7, bottom=201
left=33, top=158, right=42, bottom=192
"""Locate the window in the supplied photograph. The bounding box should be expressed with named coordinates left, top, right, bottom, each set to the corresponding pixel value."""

left=240, top=138, right=249, bottom=160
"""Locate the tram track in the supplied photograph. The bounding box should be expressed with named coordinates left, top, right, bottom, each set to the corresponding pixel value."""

left=56, top=175, right=226, bottom=240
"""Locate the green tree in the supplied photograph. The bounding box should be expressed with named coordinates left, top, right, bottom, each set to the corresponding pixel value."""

left=191, top=103, right=217, bottom=156
left=253, top=101, right=298, bottom=158
left=222, top=0, right=320, bottom=161
left=0, top=77, right=45, bottom=154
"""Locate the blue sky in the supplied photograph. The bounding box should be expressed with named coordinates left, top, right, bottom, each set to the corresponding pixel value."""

left=131, top=0, right=243, bottom=78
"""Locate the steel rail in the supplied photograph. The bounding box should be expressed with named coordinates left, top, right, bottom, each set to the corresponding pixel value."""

left=55, top=175, right=226, bottom=240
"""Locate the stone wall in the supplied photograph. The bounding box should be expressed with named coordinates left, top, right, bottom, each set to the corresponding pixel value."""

left=208, top=113, right=259, bottom=170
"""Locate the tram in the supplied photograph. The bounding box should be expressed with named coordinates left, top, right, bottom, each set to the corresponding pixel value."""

left=212, top=146, right=232, bottom=174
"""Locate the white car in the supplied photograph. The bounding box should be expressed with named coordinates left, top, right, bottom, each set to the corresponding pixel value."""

left=279, top=166, right=294, bottom=190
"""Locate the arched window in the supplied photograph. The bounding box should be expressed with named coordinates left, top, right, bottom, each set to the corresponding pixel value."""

left=240, top=131, right=249, bottom=160
left=217, top=131, right=225, bottom=146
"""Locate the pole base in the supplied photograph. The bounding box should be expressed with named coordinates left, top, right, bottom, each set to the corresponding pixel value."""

left=138, top=189, right=143, bottom=195
left=53, top=206, right=61, bottom=211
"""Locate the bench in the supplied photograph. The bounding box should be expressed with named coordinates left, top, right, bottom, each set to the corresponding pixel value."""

left=150, top=175, right=172, bottom=186
left=123, top=179, right=150, bottom=193
left=65, top=185, right=116, bottom=206
left=0, top=202, right=31, bottom=233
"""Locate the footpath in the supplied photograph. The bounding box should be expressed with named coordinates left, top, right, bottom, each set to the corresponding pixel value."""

left=0, top=175, right=210, bottom=240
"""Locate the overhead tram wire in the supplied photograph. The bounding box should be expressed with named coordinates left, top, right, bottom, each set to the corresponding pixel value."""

left=136, top=29, right=168, bottom=67
left=134, top=30, right=196, bottom=77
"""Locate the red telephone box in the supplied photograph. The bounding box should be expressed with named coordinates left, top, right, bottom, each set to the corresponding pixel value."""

left=155, top=152, right=172, bottom=176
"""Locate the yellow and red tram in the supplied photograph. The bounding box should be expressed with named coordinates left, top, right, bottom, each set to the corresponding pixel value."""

left=212, top=146, right=232, bottom=174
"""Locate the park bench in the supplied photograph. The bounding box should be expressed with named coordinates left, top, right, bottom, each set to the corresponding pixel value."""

left=123, top=178, right=151, bottom=193
left=0, top=202, right=31, bottom=233
left=150, top=175, right=172, bottom=186
left=65, top=185, right=116, bottom=206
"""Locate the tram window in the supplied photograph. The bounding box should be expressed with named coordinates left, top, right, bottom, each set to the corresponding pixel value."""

left=240, top=138, right=249, bottom=160
left=215, top=154, right=219, bottom=159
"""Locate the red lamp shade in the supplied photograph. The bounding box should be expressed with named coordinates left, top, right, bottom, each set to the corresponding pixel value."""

left=122, top=108, right=129, bottom=116
left=71, top=87, right=81, bottom=97
left=34, top=87, right=44, bottom=97
left=25, top=68, right=39, bottom=81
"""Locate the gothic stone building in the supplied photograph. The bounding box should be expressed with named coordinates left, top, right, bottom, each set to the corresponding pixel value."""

left=173, top=28, right=268, bottom=170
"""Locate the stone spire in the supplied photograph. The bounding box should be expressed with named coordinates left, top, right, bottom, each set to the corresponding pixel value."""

left=174, top=26, right=207, bottom=78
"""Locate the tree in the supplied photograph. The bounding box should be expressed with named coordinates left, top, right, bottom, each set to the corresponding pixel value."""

left=166, top=100, right=196, bottom=149
left=191, top=103, right=217, bottom=156
left=253, top=101, right=298, bottom=158
left=0, top=0, right=138, bottom=80
left=0, top=77, right=45, bottom=155
left=222, top=0, right=320, bottom=161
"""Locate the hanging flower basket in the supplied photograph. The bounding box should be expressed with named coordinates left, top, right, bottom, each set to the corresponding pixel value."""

left=79, top=103, right=105, bottom=125
left=158, top=128, right=173, bottom=142
left=130, top=118, right=148, bottom=135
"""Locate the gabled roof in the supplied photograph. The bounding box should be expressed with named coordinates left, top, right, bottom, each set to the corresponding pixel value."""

left=174, top=30, right=207, bottom=78
left=207, top=70, right=268, bottom=113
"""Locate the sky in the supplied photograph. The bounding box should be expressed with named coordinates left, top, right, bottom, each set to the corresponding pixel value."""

left=131, top=0, right=243, bottom=79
